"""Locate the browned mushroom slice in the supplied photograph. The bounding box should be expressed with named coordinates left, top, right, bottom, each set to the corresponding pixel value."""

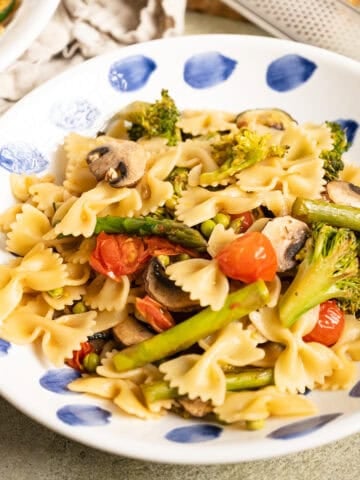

left=262, top=216, right=309, bottom=272
left=326, top=181, right=360, bottom=208
left=144, top=258, right=200, bottom=312
left=177, top=397, right=213, bottom=418
left=112, top=316, right=153, bottom=346
left=236, top=108, right=296, bottom=130
left=86, top=138, right=146, bottom=188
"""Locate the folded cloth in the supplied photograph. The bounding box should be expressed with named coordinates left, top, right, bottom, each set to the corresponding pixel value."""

left=0, top=0, right=186, bottom=114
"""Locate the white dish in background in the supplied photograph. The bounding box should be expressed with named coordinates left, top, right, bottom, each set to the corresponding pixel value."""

left=0, top=34, right=359, bottom=464
left=0, top=0, right=60, bottom=71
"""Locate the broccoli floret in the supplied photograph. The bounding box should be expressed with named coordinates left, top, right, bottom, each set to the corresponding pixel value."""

left=127, top=89, right=180, bottom=146
left=199, top=129, right=287, bottom=186
left=278, top=223, right=360, bottom=327
left=167, top=167, right=189, bottom=197
left=162, top=167, right=190, bottom=215
left=321, top=121, right=349, bottom=182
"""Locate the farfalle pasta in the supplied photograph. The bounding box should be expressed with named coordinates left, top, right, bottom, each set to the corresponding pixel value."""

left=160, top=322, right=264, bottom=406
left=6, top=204, right=52, bottom=255
left=1, top=92, right=359, bottom=430
left=249, top=306, right=340, bottom=393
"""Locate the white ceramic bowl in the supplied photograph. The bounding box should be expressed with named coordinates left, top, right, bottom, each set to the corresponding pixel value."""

left=0, top=0, right=60, bottom=71
left=0, top=34, right=359, bottom=464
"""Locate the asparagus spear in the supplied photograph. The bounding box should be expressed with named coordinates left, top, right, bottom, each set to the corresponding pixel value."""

left=112, top=281, right=270, bottom=372
left=292, top=198, right=360, bottom=231
left=94, top=216, right=207, bottom=251
left=224, top=368, right=274, bottom=391
left=141, top=368, right=274, bottom=404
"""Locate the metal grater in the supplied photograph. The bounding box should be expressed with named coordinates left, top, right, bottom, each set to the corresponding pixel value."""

left=221, top=0, right=360, bottom=61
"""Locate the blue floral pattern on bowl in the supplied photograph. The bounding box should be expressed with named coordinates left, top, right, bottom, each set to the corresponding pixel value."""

left=0, top=339, right=11, bottom=356
left=268, top=413, right=342, bottom=440
left=109, top=55, right=157, bottom=92
left=39, top=368, right=81, bottom=394
left=0, top=143, right=48, bottom=174
left=50, top=99, right=100, bottom=131
left=336, top=119, right=359, bottom=145
left=183, top=52, right=237, bottom=89
left=266, top=54, right=317, bottom=92
left=165, top=424, right=223, bottom=443
left=349, top=380, right=360, bottom=397
left=57, top=404, right=111, bottom=426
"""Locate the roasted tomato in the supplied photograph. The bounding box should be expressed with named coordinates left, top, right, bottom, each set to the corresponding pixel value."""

left=90, top=232, right=149, bottom=279
left=230, top=211, right=254, bottom=233
left=90, top=233, right=197, bottom=281
left=216, top=231, right=277, bottom=283
left=303, top=300, right=345, bottom=346
left=65, top=341, right=93, bottom=371
left=135, top=295, right=175, bottom=333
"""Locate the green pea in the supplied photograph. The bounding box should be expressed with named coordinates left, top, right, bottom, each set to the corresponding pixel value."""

left=213, top=212, right=231, bottom=228
left=200, top=219, right=216, bottom=238
left=177, top=253, right=190, bottom=262
left=47, top=287, right=64, bottom=299
left=83, top=353, right=100, bottom=373
left=245, top=419, right=265, bottom=431
left=165, top=197, right=178, bottom=210
left=158, top=255, right=170, bottom=267
left=72, top=302, right=87, bottom=314
left=230, top=217, right=244, bottom=234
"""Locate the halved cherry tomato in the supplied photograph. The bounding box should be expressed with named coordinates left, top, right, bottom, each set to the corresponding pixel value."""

left=90, top=233, right=197, bottom=281
left=231, top=211, right=254, bottom=233
left=216, top=231, right=277, bottom=283
left=144, top=237, right=196, bottom=258
left=303, top=300, right=345, bottom=346
left=65, top=341, right=93, bottom=371
left=90, top=232, right=148, bottom=280
left=135, top=295, right=175, bottom=332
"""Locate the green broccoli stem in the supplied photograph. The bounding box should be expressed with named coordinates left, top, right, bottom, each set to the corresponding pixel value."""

left=278, top=222, right=359, bottom=327
left=278, top=259, right=334, bottom=327
left=292, top=198, right=360, bottom=231
left=199, top=154, right=260, bottom=185
left=112, top=281, right=270, bottom=372
left=94, top=215, right=207, bottom=252
left=141, top=368, right=274, bottom=404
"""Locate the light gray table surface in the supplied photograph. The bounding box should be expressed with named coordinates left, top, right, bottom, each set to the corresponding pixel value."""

left=1, top=10, right=360, bottom=480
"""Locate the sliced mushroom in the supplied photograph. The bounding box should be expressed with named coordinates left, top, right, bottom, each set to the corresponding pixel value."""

left=144, top=258, right=200, bottom=312
left=262, top=215, right=309, bottom=272
left=112, top=315, right=153, bottom=346
left=86, top=138, right=146, bottom=188
left=327, top=181, right=360, bottom=208
left=236, top=108, right=296, bottom=130
left=251, top=342, right=284, bottom=368
left=177, top=397, right=213, bottom=418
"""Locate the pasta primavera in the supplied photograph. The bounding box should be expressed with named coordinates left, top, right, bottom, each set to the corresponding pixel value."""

left=1, top=90, right=360, bottom=429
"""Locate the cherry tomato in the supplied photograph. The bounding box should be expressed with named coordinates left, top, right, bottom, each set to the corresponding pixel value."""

left=65, top=341, right=93, bottom=371
left=303, top=300, right=345, bottom=346
left=90, top=232, right=148, bottom=280
left=90, top=233, right=197, bottom=281
left=135, top=295, right=175, bottom=333
left=231, top=211, right=254, bottom=233
left=216, top=231, right=277, bottom=283
left=144, top=237, right=196, bottom=258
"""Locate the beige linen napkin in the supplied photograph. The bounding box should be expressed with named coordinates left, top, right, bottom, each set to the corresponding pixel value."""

left=0, top=0, right=186, bottom=114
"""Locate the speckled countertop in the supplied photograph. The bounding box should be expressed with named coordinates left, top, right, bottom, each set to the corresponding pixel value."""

left=1, top=10, right=360, bottom=480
